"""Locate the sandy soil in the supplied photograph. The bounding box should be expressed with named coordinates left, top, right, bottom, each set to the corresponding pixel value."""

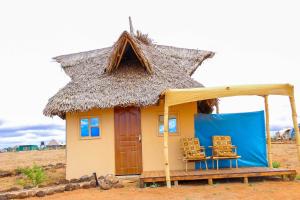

left=28, top=181, right=300, bottom=200
left=271, top=143, right=300, bottom=173
left=0, top=149, right=65, bottom=171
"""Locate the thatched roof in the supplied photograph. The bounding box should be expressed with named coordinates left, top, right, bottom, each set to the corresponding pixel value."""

left=44, top=30, right=214, bottom=118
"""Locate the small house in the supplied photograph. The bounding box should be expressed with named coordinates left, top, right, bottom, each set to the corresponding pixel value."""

left=16, top=145, right=39, bottom=152
left=46, top=139, right=64, bottom=150
left=44, top=27, right=215, bottom=179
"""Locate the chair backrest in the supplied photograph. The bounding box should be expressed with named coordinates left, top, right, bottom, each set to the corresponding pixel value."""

left=213, top=136, right=232, bottom=146
left=180, top=138, right=204, bottom=159
left=212, top=136, right=235, bottom=157
left=181, top=137, right=201, bottom=151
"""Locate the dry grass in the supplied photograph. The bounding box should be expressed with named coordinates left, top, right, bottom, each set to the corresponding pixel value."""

left=136, top=30, right=153, bottom=45
left=0, top=176, right=20, bottom=191
left=0, top=150, right=65, bottom=192
left=0, top=149, right=65, bottom=171
left=0, top=168, right=65, bottom=192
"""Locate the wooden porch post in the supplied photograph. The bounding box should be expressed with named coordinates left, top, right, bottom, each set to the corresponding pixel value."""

left=289, top=95, right=300, bottom=160
left=216, top=103, right=220, bottom=114
left=264, top=95, right=273, bottom=168
left=164, top=103, right=171, bottom=188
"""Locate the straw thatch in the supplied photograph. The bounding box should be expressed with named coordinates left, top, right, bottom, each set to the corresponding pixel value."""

left=44, top=31, right=214, bottom=118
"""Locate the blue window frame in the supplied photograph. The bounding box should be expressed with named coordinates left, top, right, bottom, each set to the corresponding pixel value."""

left=80, top=117, right=100, bottom=138
left=158, top=114, right=178, bottom=135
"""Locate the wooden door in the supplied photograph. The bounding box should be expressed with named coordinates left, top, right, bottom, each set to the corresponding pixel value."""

left=114, top=107, right=142, bottom=175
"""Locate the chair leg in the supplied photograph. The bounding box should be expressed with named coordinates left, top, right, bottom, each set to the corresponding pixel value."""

left=199, top=161, right=202, bottom=170
left=205, top=160, right=208, bottom=170
left=174, top=180, right=179, bottom=187
left=217, top=159, right=219, bottom=170
left=230, top=160, right=232, bottom=169
left=185, top=160, right=188, bottom=172
left=212, top=159, right=214, bottom=169
left=236, top=159, right=238, bottom=168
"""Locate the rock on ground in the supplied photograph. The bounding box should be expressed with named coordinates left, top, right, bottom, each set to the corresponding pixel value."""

left=36, top=191, right=46, bottom=197
left=79, top=175, right=91, bottom=182
left=99, top=179, right=112, bottom=190
left=0, top=194, right=8, bottom=200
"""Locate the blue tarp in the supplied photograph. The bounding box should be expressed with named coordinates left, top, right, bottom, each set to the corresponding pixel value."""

left=195, top=111, right=268, bottom=169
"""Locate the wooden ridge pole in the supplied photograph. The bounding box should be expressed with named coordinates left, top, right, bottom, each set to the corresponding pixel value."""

left=216, top=102, right=220, bottom=114
left=129, top=16, right=134, bottom=35
left=164, top=103, right=171, bottom=188
left=264, top=95, right=273, bottom=168
left=289, top=95, right=300, bottom=160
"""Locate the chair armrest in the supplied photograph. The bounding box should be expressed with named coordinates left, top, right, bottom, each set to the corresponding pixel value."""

left=209, top=145, right=237, bottom=148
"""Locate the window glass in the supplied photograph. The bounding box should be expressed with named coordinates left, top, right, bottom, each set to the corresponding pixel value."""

left=158, top=115, right=178, bottom=134
left=159, top=124, right=164, bottom=133
left=169, top=118, right=177, bottom=133
left=80, top=118, right=89, bottom=137
left=90, top=118, right=99, bottom=127
left=80, top=117, right=100, bottom=138
left=91, top=127, right=100, bottom=137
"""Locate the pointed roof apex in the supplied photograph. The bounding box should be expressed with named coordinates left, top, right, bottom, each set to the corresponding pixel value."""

left=106, top=31, right=153, bottom=74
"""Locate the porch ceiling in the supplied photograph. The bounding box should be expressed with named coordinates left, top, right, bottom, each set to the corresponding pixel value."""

left=164, top=83, right=294, bottom=107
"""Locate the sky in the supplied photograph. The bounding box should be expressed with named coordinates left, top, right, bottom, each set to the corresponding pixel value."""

left=0, top=0, right=300, bottom=148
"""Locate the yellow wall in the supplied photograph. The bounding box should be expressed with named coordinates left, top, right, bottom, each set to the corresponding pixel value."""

left=65, top=101, right=197, bottom=179
left=65, top=109, right=115, bottom=179
left=141, top=101, right=197, bottom=171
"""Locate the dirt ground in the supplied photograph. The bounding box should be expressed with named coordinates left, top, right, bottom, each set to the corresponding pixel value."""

left=28, top=181, right=300, bottom=200
left=271, top=143, right=300, bottom=173
left=0, top=149, right=65, bottom=171
left=1, top=144, right=300, bottom=199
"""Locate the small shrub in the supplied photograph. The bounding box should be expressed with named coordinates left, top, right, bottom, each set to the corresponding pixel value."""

left=295, top=175, right=300, bottom=180
left=272, top=161, right=281, bottom=168
left=16, top=178, right=27, bottom=187
left=149, top=182, right=159, bottom=188
left=17, top=165, right=46, bottom=187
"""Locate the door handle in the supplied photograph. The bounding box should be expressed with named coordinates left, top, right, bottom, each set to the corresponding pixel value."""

left=138, top=134, right=142, bottom=142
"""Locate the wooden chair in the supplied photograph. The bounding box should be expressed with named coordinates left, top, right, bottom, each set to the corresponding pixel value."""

left=209, top=136, right=241, bottom=170
left=180, top=137, right=208, bottom=172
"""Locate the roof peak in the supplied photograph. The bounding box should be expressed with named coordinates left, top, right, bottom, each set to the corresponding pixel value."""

left=105, top=31, right=153, bottom=74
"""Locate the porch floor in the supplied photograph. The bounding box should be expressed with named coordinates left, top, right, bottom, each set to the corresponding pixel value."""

left=139, top=167, right=297, bottom=187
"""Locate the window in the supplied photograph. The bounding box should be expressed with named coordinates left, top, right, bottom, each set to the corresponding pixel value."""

left=158, top=114, right=178, bottom=135
left=80, top=117, right=100, bottom=138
